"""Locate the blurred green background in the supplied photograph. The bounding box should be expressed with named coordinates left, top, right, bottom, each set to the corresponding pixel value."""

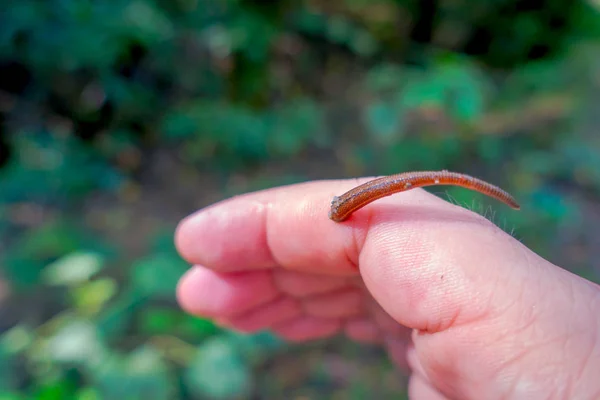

left=1, top=0, right=600, bottom=398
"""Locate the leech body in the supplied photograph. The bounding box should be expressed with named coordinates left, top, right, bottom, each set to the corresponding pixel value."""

left=329, top=170, right=520, bottom=222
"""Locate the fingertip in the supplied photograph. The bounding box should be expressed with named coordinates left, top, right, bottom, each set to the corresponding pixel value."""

left=174, top=201, right=276, bottom=271
left=172, top=179, right=373, bottom=275
left=176, top=266, right=198, bottom=314
left=174, top=213, right=198, bottom=265
left=176, top=267, right=279, bottom=318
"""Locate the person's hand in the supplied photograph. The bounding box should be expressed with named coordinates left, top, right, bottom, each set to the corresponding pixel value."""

left=174, top=178, right=600, bottom=399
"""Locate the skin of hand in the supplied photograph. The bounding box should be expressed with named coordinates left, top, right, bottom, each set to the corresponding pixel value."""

left=174, top=178, right=600, bottom=400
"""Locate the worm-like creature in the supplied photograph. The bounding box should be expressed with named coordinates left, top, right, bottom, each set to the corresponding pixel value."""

left=329, top=170, right=520, bottom=222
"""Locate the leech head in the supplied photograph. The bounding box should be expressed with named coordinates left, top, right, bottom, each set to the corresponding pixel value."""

left=329, top=195, right=342, bottom=221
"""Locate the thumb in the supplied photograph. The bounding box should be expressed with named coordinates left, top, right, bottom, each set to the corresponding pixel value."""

left=356, top=200, right=600, bottom=399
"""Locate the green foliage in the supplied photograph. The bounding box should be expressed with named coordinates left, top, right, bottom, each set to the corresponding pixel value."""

left=1, top=0, right=600, bottom=398
left=43, top=252, right=105, bottom=286
left=92, top=345, right=175, bottom=400
left=0, top=134, right=123, bottom=203
left=4, top=220, right=113, bottom=289
left=185, top=337, right=252, bottom=399
left=130, top=253, right=187, bottom=297
left=365, top=101, right=404, bottom=141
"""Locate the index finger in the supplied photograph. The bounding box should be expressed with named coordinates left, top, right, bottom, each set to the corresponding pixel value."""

left=174, top=178, right=474, bottom=275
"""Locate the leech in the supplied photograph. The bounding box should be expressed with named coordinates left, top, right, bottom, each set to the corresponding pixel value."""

left=328, top=170, right=520, bottom=222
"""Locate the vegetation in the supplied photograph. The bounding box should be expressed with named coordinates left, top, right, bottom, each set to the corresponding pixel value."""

left=1, top=0, right=600, bottom=398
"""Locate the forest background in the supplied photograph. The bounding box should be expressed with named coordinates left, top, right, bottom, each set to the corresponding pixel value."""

left=1, top=0, right=600, bottom=398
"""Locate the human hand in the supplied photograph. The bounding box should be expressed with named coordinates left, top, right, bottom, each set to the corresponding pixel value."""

left=175, top=178, right=600, bottom=399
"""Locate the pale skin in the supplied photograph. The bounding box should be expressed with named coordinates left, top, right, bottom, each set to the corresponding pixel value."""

left=174, top=178, right=600, bottom=399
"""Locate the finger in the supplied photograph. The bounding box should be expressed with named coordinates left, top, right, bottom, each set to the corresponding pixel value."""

left=409, top=374, right=449, bottom=400
left=406, top=345, right=426, bottom=376
left=344, top=318, right=381, bottom=343
left=358, top=200, right=529, bottom=332
left=301, top=288, right=365, bottom=318
left=356, top=195, right=600, bottom=397
left=221, top=297, right=302, bottom=333
left=273, top=270, right=352, bottom=297
left=175, top=178, right=447, bottom=274
left=271, top=316, right=341, bottom=342
left=406, top=347, right=449, bottom=399
left=369, top=302, right=412, bottom=339
left=176, top=200, right=277, bottom=271
left=176, top=267, right=278, bottom=318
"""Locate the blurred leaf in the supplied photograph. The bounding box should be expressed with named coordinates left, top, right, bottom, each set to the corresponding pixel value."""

left=75, top=387, right=101, bottom=400
left=231, top=8, right=278, bottom=63
left=448, top=81, right=484, bottom=123
left=364, top=101, right=403, bottom=140
left=0, top=2, right=46, bottom=54
left=92, top=345, right=175, bottom=400
left=149, top=229, right=181, bottom=256
left=10, top=222, right=81, bottom=257
left=185, top=337, right=252, bottom=399
left=160, top=112, right=198, bottom=139
left=326, top=16, right=354, bottom=44
left=139, top=308, right=180, bottom=335
left=30, top=377, right=78, bottom=400
left=0, top=394, right=24, bottom=400
left=1, top=325, right=34, bottom=354
left=140, top=307, right=221, bottom=338
left=0, top=134, right=123, bottom=203
left=0, top=336, right=20, bottom=391
left=70, top=278, right=118, bottom=316
left=131, top=253, right=187, bottom=297
left=400, top=77, right=446, bottom=108
left=438, top=63, right=486, bottom=122
left=365, top=64, right=405, bottom=92
left=4, top=222, right=99, bottom=288
left=378, top=138, right=450, bottom=172
left=121, top=1, right=174, bottom=45
left=398, top=62, right=487, bottom=123
left=95, top=289, right=142, bottom=340
left=225, top=331, right=285, bottom=365
left=531, top=188, right=573, bottom=222
left=42, top=320, right=106, bottom=366
left=477, top=137, right=506, bottom=164
left=561, top=141, right=600, bottom=186
left=162, top=102, right=269, bottom=164
left=349, top=29, right=378, bottom=57
left=179, top=315, right=222, bottom=339
left=43, top=252, right=105, bottom=286
left=519, top=151, right=560, bottom=175
left=268, top=99, right=327, bottom=154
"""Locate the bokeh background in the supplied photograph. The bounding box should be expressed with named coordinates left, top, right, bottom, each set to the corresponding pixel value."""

left=2, top=0, right=600, bottom=398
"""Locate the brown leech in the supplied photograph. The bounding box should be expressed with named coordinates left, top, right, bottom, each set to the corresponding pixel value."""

left=329, top=170, right=520, bottom=222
